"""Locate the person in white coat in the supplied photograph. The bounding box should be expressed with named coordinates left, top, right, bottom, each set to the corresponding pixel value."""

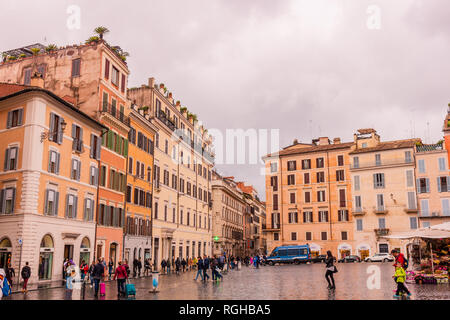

left=0, top=268, right=6, bottom=298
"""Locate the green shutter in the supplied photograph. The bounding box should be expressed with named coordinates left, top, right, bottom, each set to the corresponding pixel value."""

left=123, top=139, right=129, bottom=157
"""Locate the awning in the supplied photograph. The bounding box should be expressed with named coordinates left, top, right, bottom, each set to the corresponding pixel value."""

left=309, top=243, right=321, bottom=251
left=381, top=227, right=450, bottom=239
left=430, top=222, right=450, bottom=232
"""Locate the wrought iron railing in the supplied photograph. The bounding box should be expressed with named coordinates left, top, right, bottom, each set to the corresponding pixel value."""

left=101, top=102, right=130, bottom=126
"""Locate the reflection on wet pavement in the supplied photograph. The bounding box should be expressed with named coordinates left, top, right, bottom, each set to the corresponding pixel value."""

left=4, top=262, right=449, bottom=300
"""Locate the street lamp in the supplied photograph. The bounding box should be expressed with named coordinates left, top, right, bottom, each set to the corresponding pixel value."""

left=40, top=120, right=67, bottom=142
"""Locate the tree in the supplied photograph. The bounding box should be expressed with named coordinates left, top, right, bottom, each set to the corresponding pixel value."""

left=94, top=26, right=110, bottom=39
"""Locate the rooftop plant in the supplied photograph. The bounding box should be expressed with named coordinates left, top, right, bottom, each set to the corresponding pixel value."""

left=180, top=106, right=187, bottom=113
left=7, top=55, right=17, bottom=61
left=94, top=26, right=110, bottom=39
left=30, top=47, right=41, bottom=55
left=45, top=44, right=58, bottom=52
left=19, top=53, right=27, bottom=58
left=86, top=36, right=100, bottom=44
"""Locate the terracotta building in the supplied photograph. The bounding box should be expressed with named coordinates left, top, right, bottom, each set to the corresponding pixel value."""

left=263, top=137, right=354, bottom=258
left=0, top=83, right=105, bottom=285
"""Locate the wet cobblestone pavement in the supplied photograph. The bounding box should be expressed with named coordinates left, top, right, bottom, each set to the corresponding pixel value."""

left=3, top=262, right=449, bottom=300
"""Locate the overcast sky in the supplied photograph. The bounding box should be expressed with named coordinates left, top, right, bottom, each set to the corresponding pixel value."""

left=2, top=0, right=449, bottom=199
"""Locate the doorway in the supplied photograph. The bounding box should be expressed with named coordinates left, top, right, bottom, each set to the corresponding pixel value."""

left=64, top=245, right=74, bottom=261
left=110, top=243, right=117, bottom=268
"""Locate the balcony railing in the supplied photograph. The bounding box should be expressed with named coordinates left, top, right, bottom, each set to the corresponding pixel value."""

left=352, top=208, right=365, bottom=216
left=416, top=143, right=444, bottom=153
left=374, top=206, right=388, bottom=214
left=351, top=158, right=414, bottom=169
left=419, top=211, right=450, bottom=218
left=157, top=110, right=176, bottom=131
left=374, top=228, right=389, bottom=237
left=101, top=102, right=130, bottom=127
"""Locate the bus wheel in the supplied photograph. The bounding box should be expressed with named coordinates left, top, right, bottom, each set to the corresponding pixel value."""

left=294, top=260, right=300, bottom=265
left=268, top=261, right=274, bottom=266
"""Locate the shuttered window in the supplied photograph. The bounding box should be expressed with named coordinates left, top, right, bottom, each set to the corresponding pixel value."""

left=44, top=189, right=59, bottom=216
left=6, top=108, right=23, bottom=128
left=72, top=59, right=81, bottom=77
left=104, top=59, right=110, bottom=79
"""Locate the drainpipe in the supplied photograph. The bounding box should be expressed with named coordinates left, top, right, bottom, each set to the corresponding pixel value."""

left=326, top=151, right=333, bottom=244
left=122, top=148, right=129, bottom=263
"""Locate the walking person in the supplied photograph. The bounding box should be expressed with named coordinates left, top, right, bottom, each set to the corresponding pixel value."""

left=181, top=258, right=187, bottom=273
left=175, top=257, right=181, bottom=275
left=137, top=258, right=142, bottom=277
left=188, top=257, right=193, bottom=271
left=203, top=255, right=210, bottom=281
left=92, top=258, right=105, bottom=298
left=194, top=256, right=204, bottom=281
left=133, top=258, right=138, bottom=278
left=144, top=259, right=151, bottom=277
left=80, top=260, right=88, bottom=281
left=108, top=259, right=114, bottom=280
left=161, top=259, right=167, bottom=274
left=325, top=250, right=337, bottom=290
left=393, top=261, right=411, bottom=298
left=113, top=261, right=128, bottom=298
left=21, top=262, right=31, bottom=293
left=88, top=261, right=96, bottom=288
left=5, top=263, right=14, bottom=288
left=123, top=259, right=130, bottom=278
left=193, top=257, right=198, bottom=271
left=166, top=259, right=171, bottom=275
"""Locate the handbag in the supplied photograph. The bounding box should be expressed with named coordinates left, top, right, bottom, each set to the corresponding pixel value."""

left=327, top=266, right=338, bottom=273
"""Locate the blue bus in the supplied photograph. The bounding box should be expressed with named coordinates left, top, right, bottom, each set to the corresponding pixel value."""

left=266, top=245, right=311, bottom=265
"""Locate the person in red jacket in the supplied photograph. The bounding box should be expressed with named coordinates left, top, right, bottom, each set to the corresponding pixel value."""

left=391, top=249, right=406, bottom=268
left=113, top=261, right=128, bottom=298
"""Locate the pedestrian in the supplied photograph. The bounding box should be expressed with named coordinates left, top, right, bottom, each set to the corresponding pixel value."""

left=325, top=250, right=337, bottom=290
left=391, top=249, right=408, bottom=270
left=137, top=258, right=142, bottom=277
left=113, top=261, right=128, bottom=298
left=393, top=261, right=411, bottom=298
left=123, top=259, right=130, bottom=278
left=175, top=257, right=181, bottom=275
left=161, top=259, right=167, bottom=274
left=166, top=259, right=171, bottom=274
left=144, top=259, right=151, bottom=277
left=5, top=263, right=14, bottom=287
left=88, top=260, right=96, bottom=288
left=80, top=260, right=88, bottom=281
left=219, top=254, right=225, bottom=270
left=108, top=259, right=114, bottom=280
left=203, top=255, right=210, bottom=281
left=181, top=258, right=187, bottom=272
left=193, top=257, right=198, bottom=270
left=92, top=258, right=105, bottom=298
left=188, top=257, right=193, bottom=271
left=255, top=255, right=260, bottom=269
left=21, top=262, right=31, bottom=293
left=133, top=258, right=138, bottom=278
left=194, top=256, right=204, bottom=281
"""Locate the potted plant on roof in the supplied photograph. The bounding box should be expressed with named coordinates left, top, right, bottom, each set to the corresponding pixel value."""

left=7, top=55, right=17, bottom=62
left=45, top=44, right=58, bottom=53
left=18, top=53, right=27, bottom=59
left=30, top=48, right=41, bottom=56
left=86, top=36, right=100, bottom=45
left=94, top=26, right=110, bottom=40
left=119, top=52, right=129, bottom=62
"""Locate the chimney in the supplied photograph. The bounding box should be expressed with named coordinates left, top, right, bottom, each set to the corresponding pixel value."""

left=30, top=72, right=44, bottom=88
left=333, top=137, right=341, bottom=144
left=148, top=77, right=155, bottom=88
left=318, top=137, right=330, bottom=146
left=293, top=139, right=299, bottom=145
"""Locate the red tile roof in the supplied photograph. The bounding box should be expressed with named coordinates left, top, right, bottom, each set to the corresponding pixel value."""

left=266, top=142, right=354, bottom=158
left=349, top=139, right=421, bottom=154
left=0, top=83, right=30, bottom=98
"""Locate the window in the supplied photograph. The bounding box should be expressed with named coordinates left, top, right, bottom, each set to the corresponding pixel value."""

left=355, top=196, right=362, bottom=211
left=375, top=154, right=381, bottom=166
left=341, top=231, right=348, bottom=240
left=338, top=210, right=349, bottom=221
left=318, top=211, right=328, bottom=222
left=316, top=158, right=324, bottom=168
left=90, top=134, right=101, bottom=160
left=48, top=150, right=60, bottom=174
left=442, top=199, right=450, bottom=216
left=353, top=156, right=359, bottom=168
left=336, top=170, right=345, bottom=182
left=44, top=189, right=59, bottom=216
left=422, top=222, right=430, bottom=228
left=302, top=159, right=311, bottom=170
left=126, top=186, right=132, bottom=203
left=288, top=212, right=298, bottom=223
left=354, top=175, right=360, bottom=191
left=438, top=177, right=449, bottom=193
left=65, top=194, right=78, bottom=219
left=317, top=190, right=326, bottom=202
left=417, top=178, right=429, bottom=193
left=316, top=172, right=325, bottom=183
left=270, top=176, right=278, bottom=191
left=407, top=192, right=416, bottom=210
left=270, top=162, right=278, bottom=173
left=84, top=198, right=95, bottom=221
left=406, top=170, right=414, bottom=187
left=111, top=66, right=119, bottom=86
left=420, top=199, right=429, bottom=216
left=418, top=159, right=425, bottom=173
left=339, top=189, right=346, bottom=207
left=291, top=232, right=297, bottom=241
left=376, top=194, right=384, bottom=211
left=356, top=219, right=363, bottom=231
left=154, top=202, right=158, bottom=219
left=1, top=188, right=16, bottom=214
left=147, top=167, right=152, bottom=182
left=24, top=67, right=32, bottom=85
left=298, top=192, right=309, bottom=206
left=273, top=194, right=278, bottom=211
left=337, top=155, right=344, bottom=166
left=121, top=74, right=126, bottom=93
left=410, top=217, right=417, bottom=230
left=104, top=59, right=110, bottom=79
left=290, top=192, right=296, bottom=204
left=4, top=146, right=19, bottom=171
left=287, top=160, right=296, bottom=171
left=72, top=59, right=81, bottom=77
left=405, top=151, right=412, bottom=163
left=304, top=173, right=310, bottom=184
left=439, top=158, right=446, bottom=171
left=49, top=113, right=64, bottom=144
left=378, top=218, right=386, bottom=229
left=373, top=173, right=385, bottom=189
left=89, top=166, right=99, bottom=186
left=71, top=124, right=83, bottom=152
left=321, top=232, right=327, bottom=240
left=287, top=174, right=295, bottom=185
left=6, top=108, right=23, bottom=128
left=306, top=232, right=312, bottom=241
left=71, top=159, right=81, bottom=181
left=274, top=233, right=279, bottom=241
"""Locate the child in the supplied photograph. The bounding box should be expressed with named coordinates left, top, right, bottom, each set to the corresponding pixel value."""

left=393, top=262, right=411, bottom=298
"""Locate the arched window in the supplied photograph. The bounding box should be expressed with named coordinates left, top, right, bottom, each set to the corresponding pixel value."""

left=0, top=237, right=12, bottom=269
left=80, top=237, right=90, bottom=266
left=39, top=234, right=54, bottom=280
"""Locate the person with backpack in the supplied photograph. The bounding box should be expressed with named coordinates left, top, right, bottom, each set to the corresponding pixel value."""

left=391, top=249, right=408, bottom=270
left=123, top=259, right=130, bottom=278
left=21, top=262, right=31, bottom=293
left=195, top=257, right=204, bottom=281
left=113, top=261, right=128, bottom=298
left=144, top=259, right=151, bottom=277
left=392, top=261, right=411, bottom=298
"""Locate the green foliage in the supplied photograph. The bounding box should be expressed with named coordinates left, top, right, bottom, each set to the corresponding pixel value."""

left=180, top=106, right=187, bottom=113
left=45, top=44, right=58, bottom=52
left=7, top=55, right=17, bottom=61
left=437, top=139, right=444, bottom=145
left=19, top=53, right=27, bottom=58
left=30, top=48, right=41, bottom=55
left=94, top=26, right=110, bottom=39
left=86, top=36, right=100, bottom=44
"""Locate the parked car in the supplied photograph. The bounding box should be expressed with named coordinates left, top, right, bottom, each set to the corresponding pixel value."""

left=311, top=255, right=327, bottom=263
left=364, top=253, right=394, bottom=262
left=338, top=255, right=361, bottom=263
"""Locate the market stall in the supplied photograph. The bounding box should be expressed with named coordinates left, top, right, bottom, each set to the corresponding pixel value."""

left=382, top=222, right=450, bottom=285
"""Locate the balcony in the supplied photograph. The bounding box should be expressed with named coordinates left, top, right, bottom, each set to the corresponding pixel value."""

left=416, top=143, right=443, bottom=153
left=101, top=102, right=130, bottom=127
left=419, top=211, right=450, bottom=218
left=373, top=207, right=388, bottom=215
left=404, top=207, right=418, bottom=214
left=72, top=138, right=84, bottom=153
left=350, top=158, right=414, bottom=170
left=157, top=110, right=176, bottom=131
left=374, top=228, right=389, bottom=237
left=262, top=223, right=280, bottom=231
left=352, top=208, right=366, bottom=216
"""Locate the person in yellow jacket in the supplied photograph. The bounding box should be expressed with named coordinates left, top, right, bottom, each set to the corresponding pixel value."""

left=393, top=262, right=411, bottom=298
